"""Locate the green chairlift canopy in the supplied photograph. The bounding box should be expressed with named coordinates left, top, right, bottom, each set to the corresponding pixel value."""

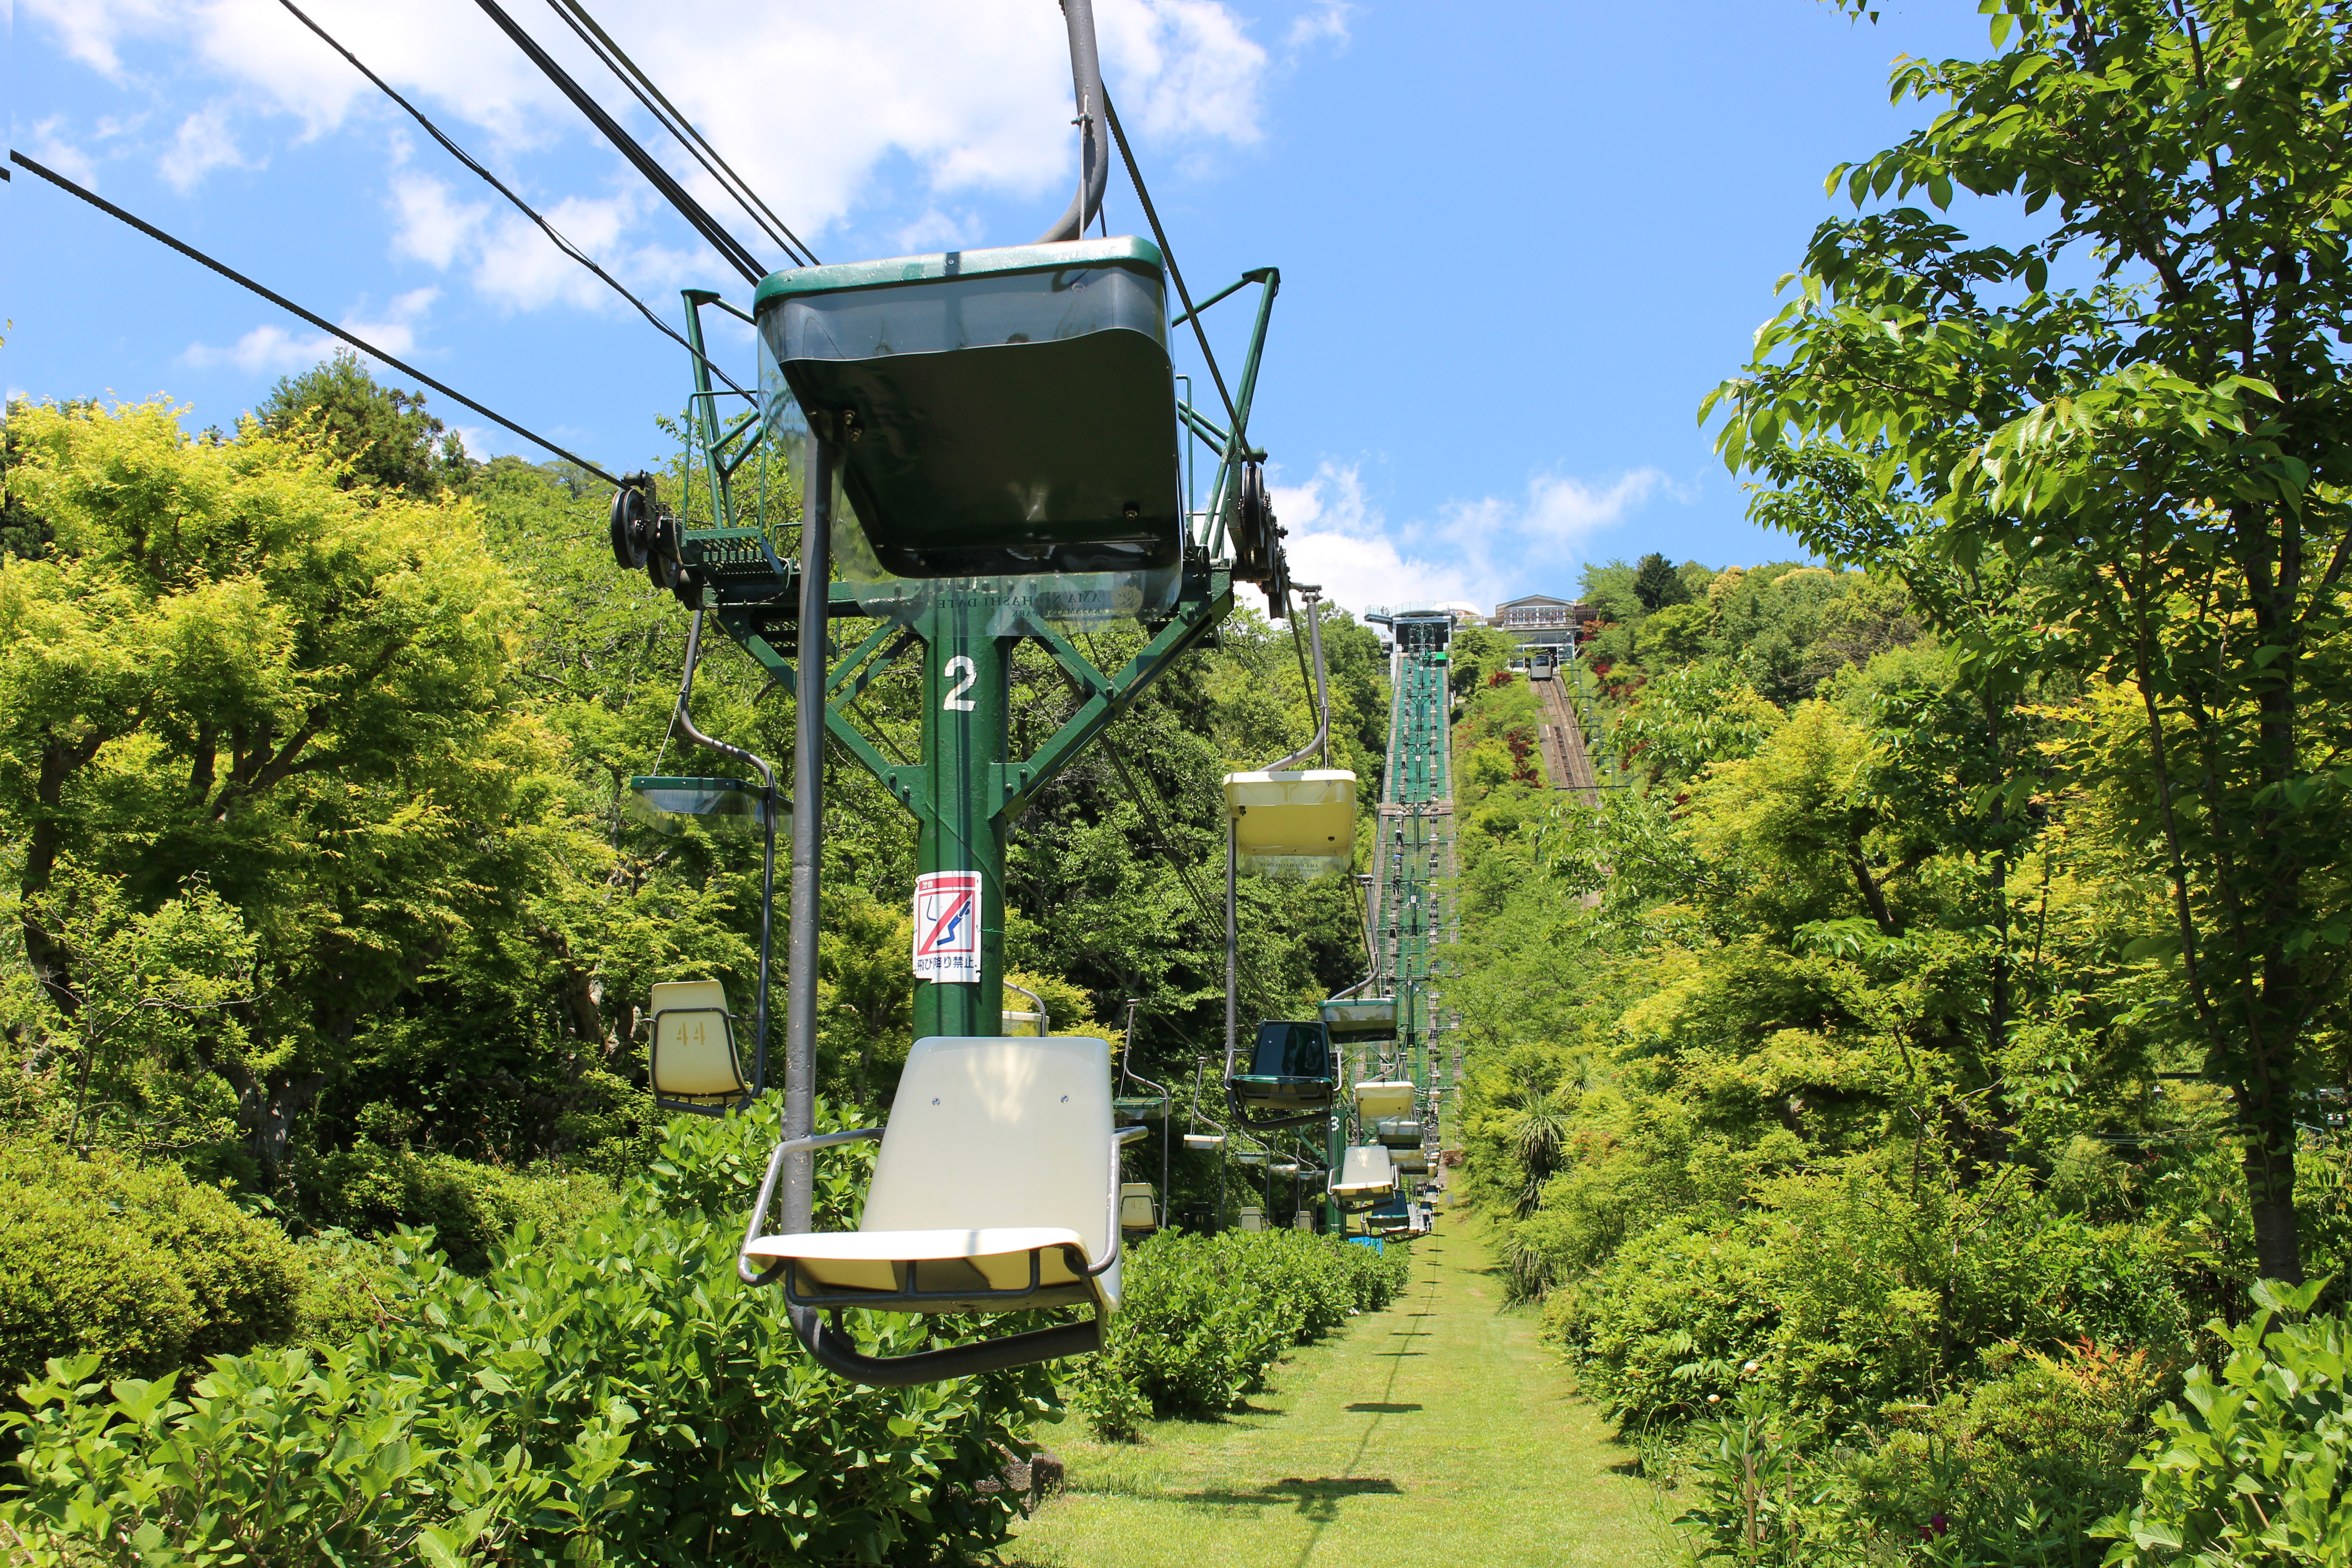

left=624, top=777, right=772, bottom=838
left=756, top=237, right=1181, bottom=579
left=1229, top=1020, right=1335, bottom=1113
left=1319, top=996, right=1397, bottom=1044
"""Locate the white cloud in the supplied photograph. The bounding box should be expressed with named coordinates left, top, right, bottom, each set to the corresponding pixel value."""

left=158, top=102, right=253, bottom=191
left=181, top=286, right=439, bottom=373
left=389, top=172, right=490, bottom=269
left=20, top=116, right=101, bottom=188
left=1273, top=461, right=1679, bottom=617
left=1284, top=1, right=1351, bottom=51
left=181, top=323, right=338, bottom=375
left=28, top=0, right=1278, bottom=251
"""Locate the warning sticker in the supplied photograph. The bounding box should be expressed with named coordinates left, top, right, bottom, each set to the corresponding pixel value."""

left=911, top=872, right=984, bottom=982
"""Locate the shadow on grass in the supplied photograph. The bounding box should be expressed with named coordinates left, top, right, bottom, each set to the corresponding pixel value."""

left=1345, top=1402, right=1423, bottom=1413
left=1172, top=1477, right=1405, bottom=1522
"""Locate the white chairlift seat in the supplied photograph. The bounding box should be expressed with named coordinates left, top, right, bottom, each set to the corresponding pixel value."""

left=1225, top=769, right=1357, bottom=878
left=1330, top=1145, right=1396, bottom=1205
left=744, top=1036, right=1128, bottom=1313
left=1239, top=1205, right=1265, bottom=1232
left=1392, top=1149, right=1431, bottom=1175
left=1354, top=1079, right=1416, bottom=1122
left=648, top=980, right=750, bottom=1112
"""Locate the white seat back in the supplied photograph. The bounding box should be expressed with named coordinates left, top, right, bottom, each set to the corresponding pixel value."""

left=863, top=1036, right=1114, bottom=1250
left=1238, top=1206, right=1264, bottom=1232
left=1119, top=1183, right=1157, bottom=1230
left=1332, top=1144, right=1396, bottom=1196
left=650, top=980, right=745, bottom=1098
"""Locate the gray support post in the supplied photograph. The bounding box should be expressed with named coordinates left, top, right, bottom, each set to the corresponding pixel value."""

left=781, top=435, right=833, bottom=1234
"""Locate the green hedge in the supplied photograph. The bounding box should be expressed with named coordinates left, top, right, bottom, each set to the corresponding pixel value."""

left=1073, top=1231, right=1411, bottom=1437
left=0, top=1139, right=304, bottom=1396
left=3, top=1100, right=1053, bottom=1567
left=293, top=1142, right=614, bottom=1268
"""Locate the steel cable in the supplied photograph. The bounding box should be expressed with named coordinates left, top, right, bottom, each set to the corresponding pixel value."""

left=9, top=149, right=618, bottom=483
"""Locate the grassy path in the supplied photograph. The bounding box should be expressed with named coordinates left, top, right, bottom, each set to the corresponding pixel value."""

left=1004, top=1233, right=1675, bottom=1568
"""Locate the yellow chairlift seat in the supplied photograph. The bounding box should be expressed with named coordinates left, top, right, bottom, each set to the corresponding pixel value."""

left=1354, top=1079, right=1416, bottom=1122
left=1392, top=1149, right=1431, bottom=1176
left=744, top=1036, right=1133, bottom=1314
left=649, top=980, right=750, bottom=1114
left=1120, top=1182, right=1158, bottom=1233
left=1373, top=1115, right=1422, bottom=1149
left=1224, top=769, right=1357, bottom=878
left=1183, top=1131, right=1226, bottom=1151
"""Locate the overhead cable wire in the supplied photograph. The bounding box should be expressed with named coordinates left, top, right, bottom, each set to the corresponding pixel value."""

left=9, top=149, right=620, bottom=485
left=272, top=0, right=750, bottom=399
left=470, top=0, right=766, bottom=284
left=1102, top=90, right=1242, bottom=446
left=542, top=0, right=818, bottom=269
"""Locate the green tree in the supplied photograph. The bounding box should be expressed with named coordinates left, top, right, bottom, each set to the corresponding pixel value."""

left=1632, top=552, right=1691, bottom=612
left=1705, top=0, right=2352, bottom=1282
left=0, top=398, right=539, bottom=1178
left=257, top=350, right=472, bottom=497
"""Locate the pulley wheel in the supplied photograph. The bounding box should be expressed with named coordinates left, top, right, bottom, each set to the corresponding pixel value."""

left=609, top=476, right=653, bottom=570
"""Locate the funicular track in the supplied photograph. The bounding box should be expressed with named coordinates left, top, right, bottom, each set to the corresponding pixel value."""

left=1534, top=671, right=1600, bottom=802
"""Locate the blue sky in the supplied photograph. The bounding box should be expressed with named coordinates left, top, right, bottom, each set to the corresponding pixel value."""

left=7, top=1, right=2003, bottom=617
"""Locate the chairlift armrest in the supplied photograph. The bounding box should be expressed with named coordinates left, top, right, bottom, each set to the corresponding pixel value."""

left=1113, top=1126, right=1150, bottom=1146
left=776, top=1127, right=884, bottom=1158
left=738, top=1128, right=884, bottom=1289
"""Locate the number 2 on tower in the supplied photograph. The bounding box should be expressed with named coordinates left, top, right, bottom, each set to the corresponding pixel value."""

left=941, top=655, right=977, bottom=712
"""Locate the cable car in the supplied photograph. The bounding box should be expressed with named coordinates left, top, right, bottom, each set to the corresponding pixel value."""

left=647, top=979, right=751, bottom=1115
left=756, top=236, right=1180, bottom=579
left=1227, top=1018, right=1335, bottom=1129
left=741, top=1035, right=1140, bottom=1382
left=1319, top=995, right=1397, bottom=1044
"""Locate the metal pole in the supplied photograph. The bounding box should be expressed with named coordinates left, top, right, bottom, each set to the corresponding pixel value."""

left=780, top=433, right=832, bottom=1235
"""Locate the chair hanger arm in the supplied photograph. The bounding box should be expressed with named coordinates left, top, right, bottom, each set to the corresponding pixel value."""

left=787, top=1305, right=1103, bottom=1388
left=778, top=1127, right=884, bottom=1157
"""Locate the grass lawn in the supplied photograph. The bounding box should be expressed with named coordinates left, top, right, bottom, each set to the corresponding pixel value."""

left=1002, top=1231, right=1682, bottom=1568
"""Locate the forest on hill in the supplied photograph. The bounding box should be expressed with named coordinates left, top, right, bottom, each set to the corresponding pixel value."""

left=1443, top=2, right=2352, bottom=1558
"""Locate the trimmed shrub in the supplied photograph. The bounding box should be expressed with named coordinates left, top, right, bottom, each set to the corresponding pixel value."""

left=1073, top=1230, right=1410, bottom=1436
left=0, top=1139, right=302, bottom=1394
left=292, top=1142, right=614, bottom=1268
left=2, top=1098, right=1053, bottom=1567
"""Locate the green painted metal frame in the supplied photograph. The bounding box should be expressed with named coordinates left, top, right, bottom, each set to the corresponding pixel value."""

left=664, top=265, right=1277, bottom=1044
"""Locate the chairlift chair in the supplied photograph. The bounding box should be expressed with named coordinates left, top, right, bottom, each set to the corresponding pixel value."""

left=756, top=237, right=1182, bottom=578
left=1224, top=769, right=1357, bottom=878
left=1226, top=1018, right=1336, bottom=1130
left=1319, top=996, right=1397, bottom=1045
left=1329, top=1144, right=1397, bottom=1212
left=1238, top=1205, right=1265, bottom=1232
left=740, top=1035, right=1138, bottom=1382
left=1354, top=1078, right=1416, bottom=1123
left=1374, top=1116, right=1422, bottom=1149
left=647, top=980, right=752, bottom=1116
left=1120, top=1181, right=1159, bottom=1234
